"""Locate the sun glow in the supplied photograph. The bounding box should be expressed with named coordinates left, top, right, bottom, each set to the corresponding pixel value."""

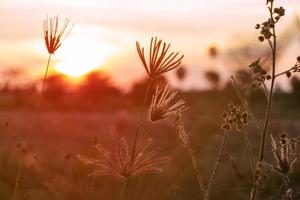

left=54, top=36, right=118, bottom=77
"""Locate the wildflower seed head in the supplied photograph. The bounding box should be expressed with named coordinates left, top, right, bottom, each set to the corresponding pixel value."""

left=221, top=103, right=248, bottom=132
left=150, top=85, right=187, bottom=122
left=136, top=37, right=184, bottom=80
left=271, top=133, right=298, bottom=176
left=248, top=58, right=271, bottom=89
left=274, top=7, right=285, bottom=17
left=175, top=66, right=186, bottom=81
left=256, top=2, right=285, bottom=43
left=43, top=15, right=72, bottom=54
left=78, top=137, right=168, bottom=179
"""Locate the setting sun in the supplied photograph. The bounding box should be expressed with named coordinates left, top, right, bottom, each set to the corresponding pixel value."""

left=54, top=36, right=118, bottom=77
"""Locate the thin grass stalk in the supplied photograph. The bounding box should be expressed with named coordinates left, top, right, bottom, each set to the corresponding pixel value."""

left=122, top=79, right=153, bottom=200
left=241, top=128, right=255, bottom=181
left=204, top=131, right=229, bottom=200
left=90, top=176, right=96, bottom=200
left=119, top=177, right=130, bottom=200
left=231, top=77, right=263, bottom=133
left=262, top=82, right=270, bottom=102
left=189, top=148, right=206, bottom=198
left=176, top=113, right=205, bottom=198
left=12, top=54, right=52, bottom=200
left=131, top=79, right=153, bottom=159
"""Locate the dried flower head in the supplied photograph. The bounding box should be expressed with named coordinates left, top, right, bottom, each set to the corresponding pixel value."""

left=78, top=137, right=168, bottom=178
left=150, top=86, right=187, bottom=122
left=221, top=103, right=248, bottom=131
left=257, top=1, right=285, bottom=42
left=271, top=133, right=298, bottom=176
left=136, top=37, right=184, bottom=79
left=248, top=58, right=271, bottom=89
left=43, top=15, right=72, bottom=54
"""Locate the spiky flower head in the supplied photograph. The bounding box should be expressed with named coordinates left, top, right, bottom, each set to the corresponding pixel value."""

left=150, top=86, right=187, bottom=122
left=78, top=137, right=168, bottom=179
left=221, top=103, right=248, bottom=131
left=43, top=15, right=72, bottom=54
left=136, top=37, right=184, bottom=80
left=271, top=133, right=298, bottom=176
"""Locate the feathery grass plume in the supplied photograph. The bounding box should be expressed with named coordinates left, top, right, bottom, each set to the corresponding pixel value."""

left=43, top=15, right=71, bottom=54
left=78, top=137, right=168, bottom=178
left=150, top=85, right=187, bottom=122
left=136, top=37, right=184, bottom=80
left=12, top=16, right=72, bottom=200
left=174, top=110, right=206, bottom=197
left=271, top=133, right=297, bottom=176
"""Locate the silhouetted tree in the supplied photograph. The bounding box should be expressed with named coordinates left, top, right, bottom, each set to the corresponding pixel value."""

left=175, top=66, right=187, bottom=81
left=205, top=70, right=220, bottom=89
left=78, top=71, right=122, bottom=104
left=130, top=75, right=168, bottom=104
left=291, top=77, right=300, bottom=101
left=44, top=74, right=69, bottom=102
left=208, top=45, right=218, bottom=59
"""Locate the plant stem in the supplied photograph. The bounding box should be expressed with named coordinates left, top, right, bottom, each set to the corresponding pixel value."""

left=176, top=113, right=206, bottom=198
left=12, top=54, right=52, bottom=200
left=124, top=79, right=152, bottom=200
left=90, top=176, right=96, bottom=200
left=252, top=2, right=277, bottom=200
left=204, top=131, right=228, bottom=200
left=258, top=0, right=276, bottom=164
left=241, top=128, right=255, bottom=181
left=119, top=178, right=130, bottom=200
left=190, top=148, right=206, bottom=198
left=131, top=79, right=152, bottom=160
left=231, top=77, right=263, bottom=134
left=262, top=82, right=270, bottom=102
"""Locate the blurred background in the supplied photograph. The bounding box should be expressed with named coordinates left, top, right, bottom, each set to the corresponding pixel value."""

left=0, top=0, right=300, bottom=199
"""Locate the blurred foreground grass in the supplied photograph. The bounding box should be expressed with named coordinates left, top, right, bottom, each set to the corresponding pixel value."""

left=0, top=105, right=299, bottom=199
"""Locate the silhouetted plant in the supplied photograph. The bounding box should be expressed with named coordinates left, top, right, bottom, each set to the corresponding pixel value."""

left=149, top=86, right=187, bottom=122
left=223, top=0, right=300, bottom=199
left=136, top=37, right=184, bottom=80
left=174, top=110, right=206, bottom=198
left=205, top=70, right=220, bottom=89
left=175, top=66, right=187, bottom=81
left=78, top=137, right=167, bottom=178
left=12, top=15, right=72, bottom=200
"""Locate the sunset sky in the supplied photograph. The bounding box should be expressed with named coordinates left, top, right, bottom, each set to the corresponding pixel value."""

left=0, top=0, right=299, bottom=90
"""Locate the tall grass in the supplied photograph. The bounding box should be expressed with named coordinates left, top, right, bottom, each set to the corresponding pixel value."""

left=12, top=16, right=71, bottom=200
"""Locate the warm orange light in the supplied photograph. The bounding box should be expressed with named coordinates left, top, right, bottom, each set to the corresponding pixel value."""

left=54, top=36, right=118, bottom=78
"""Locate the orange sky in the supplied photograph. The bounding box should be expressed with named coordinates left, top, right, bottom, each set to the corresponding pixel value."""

left=0, top=0, right=299, bottom=90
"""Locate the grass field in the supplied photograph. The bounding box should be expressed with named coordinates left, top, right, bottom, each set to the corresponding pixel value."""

left=0, top=107, right=299, bottom=199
